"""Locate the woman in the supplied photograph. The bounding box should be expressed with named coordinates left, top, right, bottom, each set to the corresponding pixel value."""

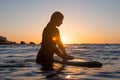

left=36, top=11, right=73, bottom=71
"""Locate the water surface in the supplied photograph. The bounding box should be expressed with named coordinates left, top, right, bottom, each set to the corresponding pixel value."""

left=0, top=44, right=120, bottom=80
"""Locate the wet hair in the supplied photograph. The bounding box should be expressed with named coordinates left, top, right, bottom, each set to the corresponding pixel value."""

left=50, top=11, right=64, bottom=22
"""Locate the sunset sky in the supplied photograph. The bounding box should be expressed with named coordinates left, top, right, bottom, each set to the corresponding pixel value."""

left=0, top=0, right=120, bottom=44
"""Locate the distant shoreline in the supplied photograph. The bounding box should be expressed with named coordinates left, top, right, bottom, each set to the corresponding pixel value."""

left=0, top=43, right=120, bottom=45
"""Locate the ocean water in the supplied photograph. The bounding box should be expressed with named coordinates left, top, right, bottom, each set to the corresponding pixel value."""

left=0, top=44, right=120, bottom=80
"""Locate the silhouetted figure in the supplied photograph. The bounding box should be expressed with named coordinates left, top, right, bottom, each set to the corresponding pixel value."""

left=36, top=11, right=73, bottom=71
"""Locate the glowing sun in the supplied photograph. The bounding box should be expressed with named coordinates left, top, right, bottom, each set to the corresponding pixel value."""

left=62, top=37, right=68, bottom=44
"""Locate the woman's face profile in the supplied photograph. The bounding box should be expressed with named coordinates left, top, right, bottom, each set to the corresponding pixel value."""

left=56, top=18, right=63, bottom=27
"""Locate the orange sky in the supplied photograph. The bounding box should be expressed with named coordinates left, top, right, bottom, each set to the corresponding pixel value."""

left=0, top=0, right=120, bottom=44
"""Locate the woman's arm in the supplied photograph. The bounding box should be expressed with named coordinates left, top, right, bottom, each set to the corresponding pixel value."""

left=57, top=36, right=67, bottom=56
left=54, top=47, right=66, bottom=59
left=56, top=29, right=73, bottom=60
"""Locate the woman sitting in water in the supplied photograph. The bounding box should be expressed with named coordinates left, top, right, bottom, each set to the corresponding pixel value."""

left=36, top=11, right=73, bottom=71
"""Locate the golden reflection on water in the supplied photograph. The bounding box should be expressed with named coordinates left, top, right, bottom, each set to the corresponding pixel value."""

left=65, top=66, right=83, bottom=74
left=63, top=65, right=102, bottom=79
left=63, top=66, right=85, bottom=79
left=65, top=75, right=71, bottom=79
